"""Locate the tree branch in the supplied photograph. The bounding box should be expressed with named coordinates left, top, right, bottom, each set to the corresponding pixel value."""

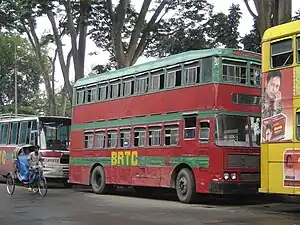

left=127, top=0, right=152, bottom=59
left=131, top=0, right=169, bottom=65
left=243, top=0, right=258, bottom=19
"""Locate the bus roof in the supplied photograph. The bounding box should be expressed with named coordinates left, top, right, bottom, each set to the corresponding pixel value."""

left=74, top=48, right=261, bottom=88
left=262, top=20, right=300, bottom=42
left=0, top=114, right=71, bottom=123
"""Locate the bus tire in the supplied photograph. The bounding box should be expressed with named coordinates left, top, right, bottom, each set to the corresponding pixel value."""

left=176, top=168, right=196, bottom=203
left=91, top=166, right=107, bottom=194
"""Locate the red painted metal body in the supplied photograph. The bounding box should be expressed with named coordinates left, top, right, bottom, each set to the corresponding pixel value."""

left=70, top=83, right=261, bottom=194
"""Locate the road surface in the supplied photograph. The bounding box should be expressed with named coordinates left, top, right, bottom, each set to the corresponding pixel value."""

left=1, top=184, right=300, bottom=225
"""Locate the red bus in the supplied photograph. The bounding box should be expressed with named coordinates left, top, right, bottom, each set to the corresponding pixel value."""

left=69, top=48, right=261, bottom=203
left=0, top=114, right=71, bottom=186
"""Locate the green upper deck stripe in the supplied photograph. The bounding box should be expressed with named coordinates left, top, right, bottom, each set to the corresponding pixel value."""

left=71, top=110, right=260, bottom=131
left=74, top=48, right=261, bottom=88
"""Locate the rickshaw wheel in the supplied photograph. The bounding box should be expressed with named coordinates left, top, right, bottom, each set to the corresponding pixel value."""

left=6, top=173, right=15, bottom=195
left=38, top=176, right=47, bottom=197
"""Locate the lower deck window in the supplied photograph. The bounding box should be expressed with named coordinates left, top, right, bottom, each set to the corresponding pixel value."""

left=199, top=122, right=210, bottom=142
left=94, top=132, right=105, bottom=148
left=134, top=128, right=146, bottom=147
left=165, top=125, right=179, bottom=146
left=107, top=131, right=117, bottom=148
left=184, top=117, right=196, bottom=139
left=120, top=130, right=130, bottom=147
left=149, top=128, right=161, bottom=146
left=84, top=132, right=94, bottom=148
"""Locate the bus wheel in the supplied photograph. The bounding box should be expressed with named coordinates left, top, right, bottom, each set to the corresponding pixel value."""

left=176, top=168, right=196, bottom=203
left=91, top=166, right=106, bottom=194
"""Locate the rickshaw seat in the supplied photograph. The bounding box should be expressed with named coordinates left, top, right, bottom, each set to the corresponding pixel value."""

left=17, top=155, right=29, bottom=181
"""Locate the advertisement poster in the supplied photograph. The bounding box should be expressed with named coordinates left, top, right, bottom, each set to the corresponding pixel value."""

left=283, top=149, right=300, bottom=187
left=261, top=69, right=293, bottom=143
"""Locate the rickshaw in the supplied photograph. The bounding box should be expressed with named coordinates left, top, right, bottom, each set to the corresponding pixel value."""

left=6, top=144, right=48, bottom=196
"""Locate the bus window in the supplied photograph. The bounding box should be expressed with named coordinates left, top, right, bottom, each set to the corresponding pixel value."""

left=250, top=116, right=261, bottom=147
left=184, top=62, right=200, bottom=85
left=94, top=131, right=106, bottom=148
left=199, top=122, right=210, bottom=143
left=86, top=86, right=97, bottom=103
left=297, top=37, right=300, bottom=63
left=10, top=122, right=19, bottom=144
left=271, top=39, right=293, bottom=68
left=1, top=123, right=9, bottom=144
left=120, top=129, right=130, bottom=148
left=99, top=84, right=108, bottom=101
left=134, top=128, right=146, bottom=147
left=76, top=89, right=85, bottom=105
left=184, top=117, right=196, bottom=139
left=19, top=121, right=29, bottom=144
left=110, top=81, right=121, bottom=99
left=148, top=127, right=161, bottom=146
left=164, top=125, right=179, bottom=146
left=84, top=132, right=94, bottom=149
left=136, top=75, right=149, bottom=94
left=222, top=60, right=247, bottom=84
left=107, top=131, right=117, bottom=148
left=201, top=57, right=213, bottom=83
left=166, top=67, right=181, bottom=88
left=123, top=78, right=134, bottom=96
left=296, top=112, right=300, bottom=140
left=250, top=64, right=261, bottom=86
left=151, top=69, right=165, bottom=91
left=215, top=115, right=250, bottom=147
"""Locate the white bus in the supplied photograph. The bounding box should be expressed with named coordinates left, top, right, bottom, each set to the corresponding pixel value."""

left=0, top=114, right=71, bottom=186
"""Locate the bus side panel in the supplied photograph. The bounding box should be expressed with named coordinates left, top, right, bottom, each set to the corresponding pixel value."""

left=267, top=143, right=294, bottom=195
left=0, top=146, right=16, bottom=177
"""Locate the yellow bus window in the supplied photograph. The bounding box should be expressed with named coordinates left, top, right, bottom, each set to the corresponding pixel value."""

left=271, top=39, right=293, bottom=68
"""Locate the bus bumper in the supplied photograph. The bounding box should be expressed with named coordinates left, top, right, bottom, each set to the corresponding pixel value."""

left=209, top=181, right=259, bottom=195
left=43, top=165, right=69, bottom=179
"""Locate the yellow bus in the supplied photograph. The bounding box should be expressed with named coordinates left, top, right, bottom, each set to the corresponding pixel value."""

left=260, top=20, right=300, bottom=195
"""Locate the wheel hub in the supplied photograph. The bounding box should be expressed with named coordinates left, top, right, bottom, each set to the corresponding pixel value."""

left=178, top=177, right=187, bottom=194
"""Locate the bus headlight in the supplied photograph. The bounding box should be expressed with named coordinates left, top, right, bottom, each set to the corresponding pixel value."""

left=224, top=173, right=229, bottom=180
left=230, top=173, right=237, bottom=180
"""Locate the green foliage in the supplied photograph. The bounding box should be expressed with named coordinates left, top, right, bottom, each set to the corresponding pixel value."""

left=0, top=35, right=41, bottom=114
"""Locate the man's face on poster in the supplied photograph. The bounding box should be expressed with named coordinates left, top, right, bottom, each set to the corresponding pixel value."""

left=265, top=76, right=281, bottom=101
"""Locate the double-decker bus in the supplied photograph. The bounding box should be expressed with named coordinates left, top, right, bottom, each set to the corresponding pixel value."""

left=70, top=48, right=261, bottom=203
left=0, top=114, right=71, bottom=186
left=259, top=20, right=300, bottom=195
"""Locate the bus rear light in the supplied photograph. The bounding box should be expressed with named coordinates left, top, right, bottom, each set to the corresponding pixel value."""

left=41, top=151, right=63, bottom=158
left=224, top=172, right=237, bottom=180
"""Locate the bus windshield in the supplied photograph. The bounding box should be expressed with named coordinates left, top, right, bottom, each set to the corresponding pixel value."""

left=39, top=117, right=71, bottom=150
left=215, top=114, right=260, bottom=147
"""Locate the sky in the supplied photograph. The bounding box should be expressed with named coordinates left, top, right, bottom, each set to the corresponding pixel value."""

left=35, top=0, right=300, bottom=89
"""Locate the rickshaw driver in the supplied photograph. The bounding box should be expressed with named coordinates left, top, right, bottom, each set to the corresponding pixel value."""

left=27, top=145, right=44, bottom=191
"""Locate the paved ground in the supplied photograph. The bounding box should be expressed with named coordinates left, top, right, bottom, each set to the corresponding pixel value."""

left=1, top=184, right=300, bottom=225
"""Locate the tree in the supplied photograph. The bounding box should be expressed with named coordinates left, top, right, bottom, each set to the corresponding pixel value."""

left=241, top=20, right=261, bottom=53
left=243, top=0, right=292, bottom=37
left=205, top=4, right=242, bottom=49
left=0, top=35, right=41, bottom=114
left=90, top=0, right=213, bottom=68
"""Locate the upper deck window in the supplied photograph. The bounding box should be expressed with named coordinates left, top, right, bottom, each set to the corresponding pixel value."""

left=166, top=66, right=181, bottom=88
left=202, top=57, right=213, bottom=83
left=222, top=60, right=247, bottom=84
left=136, top=75, right=149, bottom=94
left=271, top=39, right=293, bottom=68
left=99, top=84, right=108, bottom=101
left=150, top=70, right=165, bottom=91
left=110, top=81, right=121, bottom=99
left=76, top=89, right=85, bottom=105
left=250, top=64, right=261, bottom=86
left=86, top=86, right=97, bottom=103
left=297, top=37, right=300, bottom=63
left=123, top=78, right=134, bottom=96
left=184, top=61, right=200, bottom=85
